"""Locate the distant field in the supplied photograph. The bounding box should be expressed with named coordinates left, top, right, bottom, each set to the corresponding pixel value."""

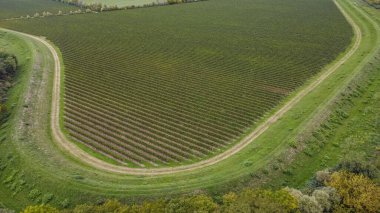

left=0, top=0, right=352, bottom=167
left=0, top=0, right=77, bottom=20
left=80, top=0, right=166, bottom=7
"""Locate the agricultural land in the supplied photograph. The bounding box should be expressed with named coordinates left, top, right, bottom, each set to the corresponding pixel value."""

left=0, top=0, right=379, bottom=211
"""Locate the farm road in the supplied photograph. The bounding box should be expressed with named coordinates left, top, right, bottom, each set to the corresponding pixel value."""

left=2, top=0, right=362, bottom=175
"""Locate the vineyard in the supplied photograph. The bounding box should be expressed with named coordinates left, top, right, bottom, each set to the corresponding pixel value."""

left=0, top=0, right=352, bottom=167
left=79, top=0, right=167, bottom=7
left=0, top=0, right=77, bottom=20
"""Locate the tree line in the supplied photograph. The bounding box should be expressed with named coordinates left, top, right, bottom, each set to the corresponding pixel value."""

left=52, top=0, right=207, bottom=12
left=19, top=159, right=380, bottom=213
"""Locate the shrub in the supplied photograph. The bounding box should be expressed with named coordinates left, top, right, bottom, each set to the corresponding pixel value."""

left=41, top=193, right=54, bottom=204
left=326, top=171, right=380, bottom=212
left=223, top=189, right=298, bottom=212
left=22, top=205, right=59, bottom=213
left=298, top=195, right=323, bottom=213
left=334, top=159, right=378, bottom=178
left=168, top=0, right=183, bottom=4
left=222, top=192, right=238, bottom=206
left=311, top=187, right=341, bottom=212
left=60, top=199, right=70, bottom=208
left=166, top=194, right=218, bottom=213
left=313, top=170, right=332, bottom=187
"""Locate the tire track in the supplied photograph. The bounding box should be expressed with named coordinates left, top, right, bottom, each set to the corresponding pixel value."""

left=0, top=0, right=362, bottom=175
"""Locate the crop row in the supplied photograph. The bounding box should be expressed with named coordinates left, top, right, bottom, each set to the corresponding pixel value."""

left=1, top=0, right=353, bottom=166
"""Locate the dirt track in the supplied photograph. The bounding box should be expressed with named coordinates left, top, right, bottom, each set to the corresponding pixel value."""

left=3, top=0, right=362, bottom=175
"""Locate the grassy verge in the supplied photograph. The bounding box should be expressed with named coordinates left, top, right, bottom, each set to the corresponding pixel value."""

left=239, top=0, right=380, bottom=189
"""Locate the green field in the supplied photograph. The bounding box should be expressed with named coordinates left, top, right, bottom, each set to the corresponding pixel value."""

left=0, top=0, right=353, bottom=167
left=79, top=0, right=166, bottom=7
left=0, top=0, right=77, bottom=20
left=0, top=0, right=379, bottom=210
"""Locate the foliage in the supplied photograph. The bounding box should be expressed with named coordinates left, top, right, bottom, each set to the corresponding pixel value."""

left=222, top=189, right=298, bottom=212
left=312, top=187, right=340, bottom=212
left=22, top=205, right=60, bottom=213
left=167, top=0, right=183, bottom=5
left=286, top=188, right=323, bottom=213
left=19, top=167, right=380, bottom=212
left=0, top=52, right=17, bottom=121
left=333, top=159, right=378, bottom=179
left=221, top=192, right=238, bottom=206
left=0, top=52, right=17, bottom=79
left=326, top=171, right=380, bottom=212
left=367, top=0, right=380, bottom=5
left=288, top=170, right=380, bottom=212
left=23, top=189, right=298, bottom=212
left=298, top=195, right=322, bottom=213
left=166, top=194, right=218, bottom=213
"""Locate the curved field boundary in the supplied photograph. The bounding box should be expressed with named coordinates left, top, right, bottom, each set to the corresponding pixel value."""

left=1, top=0, right=362, bottom=175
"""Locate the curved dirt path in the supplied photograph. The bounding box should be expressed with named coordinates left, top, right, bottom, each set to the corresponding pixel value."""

left=3, top=0, right=362, bottom=175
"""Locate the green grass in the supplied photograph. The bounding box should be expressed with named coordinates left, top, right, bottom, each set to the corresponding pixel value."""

left=80, top=0, right=167, bottom=7
left=0, top=0, right=353, bottom=167
left=0, top=30, right=42, bottom=209
left=0, top=0, right=379, bottom=211
left=263, top=0, right=380, bottom=188
left=0, top=0, right=78, bottom=20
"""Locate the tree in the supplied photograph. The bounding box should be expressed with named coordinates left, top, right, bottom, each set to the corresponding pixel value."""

left=0, top=53, right=17, bottom=78
left=287, top=188, right=323, bottom=213
left=167, top=0, right=183, bottom=4
left=326, top=171, right=380, bottom=212
left=298, top=195, right=323, bottom=213
left=314, top=170, right=331, bottom=187
left=128, top=200, right=166, bottom=212
left=312, top=187, right=341, bottom=212
left=22, top=205, right=59, bottom=213
left=166, top=194, right=218, bottom=213
left=334, top=159, right=378, bottom=179
left=222, top=192, right=238, bottom=206
left=223, top=189, right=298, bottom=213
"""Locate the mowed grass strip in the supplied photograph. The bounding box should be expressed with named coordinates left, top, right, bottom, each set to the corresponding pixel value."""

left=0, top=0, right=353, bottom=167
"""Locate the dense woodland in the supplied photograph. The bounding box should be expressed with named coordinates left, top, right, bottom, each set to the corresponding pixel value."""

left=19, top=159, right=380, bottom=213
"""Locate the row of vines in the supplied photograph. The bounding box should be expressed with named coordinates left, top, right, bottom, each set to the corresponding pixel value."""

left=0, top=0, right=353, bottom=167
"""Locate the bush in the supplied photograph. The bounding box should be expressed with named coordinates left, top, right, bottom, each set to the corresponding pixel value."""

left=326, top=171, right=380, bottom=212
left=0, top=53, right=17, bottom=78
left=223, top=189, right=298, bottom=213
left=334, top=159, right=378, bottom=179
left=22, top=205, right=59, bottom=213
left=167, top=194, right=218, bottom=213
left=222, top=192, right=238, bottom=207
left=60, top=199, right=70, bottom=208
left=298, top=195, right=323, bottom=213
left=308, top=170, right=332, bottom=188
left=168, top=0, right=183, bottom=4
left=41, top=193, right=54, bottom=204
